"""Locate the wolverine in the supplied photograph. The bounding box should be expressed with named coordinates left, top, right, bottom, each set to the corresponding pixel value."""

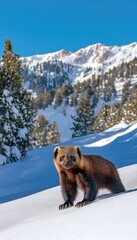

left=54, top=146, right=125, bottom=210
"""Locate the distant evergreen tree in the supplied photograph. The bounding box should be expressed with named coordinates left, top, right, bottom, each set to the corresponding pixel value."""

left=123, top=86, right=137, bottom=123
left=93, top=103, right=122, bottom=133
left=93, top=104, right=111, bottom=132
left=33, top=116, right=61, bottom=147
left=47, top=121, right=61, bottom=145
left=131, top=85, right=137, bottom=99
left=122, top=80, right=131, bottom=104
left=105, top=103, right=122, bottom=129
left=53, top=87, right=64, bottom=108
left=33, top=114, right=49, bottom=148
left=132, top=58, right=137, bottom=74
left=0, top=39, right=34, bottom=163
left=71, top=95, right=94, bottom=137
left=69, top=92, right=78, bottom=107
left=123, top=98, right=137, bottom=123
left=62, top=83, right=73, bottom=97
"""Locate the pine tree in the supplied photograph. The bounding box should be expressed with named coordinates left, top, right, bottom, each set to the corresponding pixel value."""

left=33, top=114, right=49, bottom=148
left=123, top=90, right=137, bottom=123
left=0, top=39, right=34, bottom=162
left=1, top=39, right=22, bottom=92
left=105, top=103, right=122, bottom=129
left=47, top=121, right=61, bottom=145
left=93, top=103, right=122, bottom=133
left=71, top=95, right=94, bottom=137
left=53, top=87, right=64, bottom=108
left=93, top=104, right=111, bottom=132
left=0, top=88, right=19, bottom=161
left=122, top=80, right=131, bottom=104
left=16, top=90, right=34, bottom=156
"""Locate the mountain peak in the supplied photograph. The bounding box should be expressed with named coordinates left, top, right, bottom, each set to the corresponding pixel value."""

left=21, top=41, right=137, bottom=89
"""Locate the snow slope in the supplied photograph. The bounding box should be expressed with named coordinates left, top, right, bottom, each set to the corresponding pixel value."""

left=0, top=121, right=137, bottom=240
left=0, top=121, right=137, bottom=203
left=0, top=166, right=137, bottom=240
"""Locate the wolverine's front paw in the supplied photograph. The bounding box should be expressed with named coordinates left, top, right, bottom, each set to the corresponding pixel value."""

left=75, top=200, right=91, bottom=208
left=59, top=201, right=73, bottom=210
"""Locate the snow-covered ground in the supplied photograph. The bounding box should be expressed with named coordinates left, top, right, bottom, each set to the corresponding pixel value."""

left=37, top=105, right=76, bottom=141
left=0, top=121, right=137, bottom=239
left=0, top=165, right=137, bottom=240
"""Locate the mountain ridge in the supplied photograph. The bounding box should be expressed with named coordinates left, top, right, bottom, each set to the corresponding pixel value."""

left=21, top=41, right=137, bottom=91
left=22, top=41, right=137, bottom=64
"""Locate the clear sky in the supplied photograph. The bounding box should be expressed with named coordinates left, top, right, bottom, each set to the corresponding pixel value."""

left=0, top=0, right=137, bottom=57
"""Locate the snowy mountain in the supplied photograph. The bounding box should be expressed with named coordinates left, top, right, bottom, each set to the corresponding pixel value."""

left=22, top=42, right=137, bottom=91
left=0, top=121, right=137, bottom=240
left=20, top=42, right=137, bottom=142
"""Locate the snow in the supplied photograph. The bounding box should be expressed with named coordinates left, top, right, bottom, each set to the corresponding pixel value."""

left=0, top=173, right=137, bottom=240
left=0, top=166, right=137, bottom=240
left=3, top=144, right=11, bottom=158
left=0, top=121, right=137, bottom=240
left=4, top=123, right=10, bottom=132
left=86, top=121, right=137, bottom=147
left=11, top=146, right=21, bottom=160
left=22, top=49, right=71, bottom=63
left=22, top=41, right=137, bottom=81
left=0, top=154, right=6, bottom=165
left=3, top=89, right=9, bottom=97
left=18, top=127, right=28, bottom=139
left=37, top=105, right=76, bottom=141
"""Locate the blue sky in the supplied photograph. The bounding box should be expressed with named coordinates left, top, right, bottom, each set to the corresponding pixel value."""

left=0, top=0, right=137, bottom=57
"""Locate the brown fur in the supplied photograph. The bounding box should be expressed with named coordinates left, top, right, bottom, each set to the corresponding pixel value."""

left=54, top=146, right=125, bottom=210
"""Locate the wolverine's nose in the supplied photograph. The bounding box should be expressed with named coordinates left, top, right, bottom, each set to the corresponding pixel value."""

left=64, top=157, right=73, bottom=168
left=65, top=162, right=71, bottom=168
left=65, top=159, right=72, bottom=166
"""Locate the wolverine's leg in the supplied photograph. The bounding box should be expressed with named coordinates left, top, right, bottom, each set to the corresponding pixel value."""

left=107, top=177, right=125, bottom=194
left=75, top=173, right=97, bottom=208
left=59, top=172, right=77, bottom=210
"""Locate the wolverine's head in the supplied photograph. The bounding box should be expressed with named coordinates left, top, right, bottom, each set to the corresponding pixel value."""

left=54, top=146, right=81, bottom=169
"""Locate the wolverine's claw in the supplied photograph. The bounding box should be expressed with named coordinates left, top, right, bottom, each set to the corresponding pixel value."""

left=75, top=200, right=91, bottom=208
left=59, top=202, right=73, bottom=210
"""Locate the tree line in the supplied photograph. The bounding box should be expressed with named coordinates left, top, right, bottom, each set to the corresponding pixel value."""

left=71, top=83, right=137, bottom=136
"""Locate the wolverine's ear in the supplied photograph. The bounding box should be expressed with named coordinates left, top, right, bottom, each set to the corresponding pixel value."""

left=74, top=146, right=81, bottom=158
left=54, top=147, right=60, bottom=159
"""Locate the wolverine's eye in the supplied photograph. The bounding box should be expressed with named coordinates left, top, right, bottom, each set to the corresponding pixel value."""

left=70, top=155, right=76, bottom=162
left=60, top=156, right=65, bottom=162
